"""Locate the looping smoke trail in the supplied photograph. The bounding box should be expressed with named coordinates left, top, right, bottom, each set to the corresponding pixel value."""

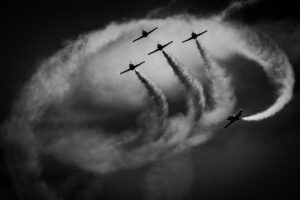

left=3, top=39, right=88, bottom=200
left=219, top=0, right=260, bottom=20
left=236, top=27, right=295, bottom=121
left=195, top=40, right=236, bottom=126
left=162, top=51, right=205, bottom=122
left=3, top=8, right=296, bottom=199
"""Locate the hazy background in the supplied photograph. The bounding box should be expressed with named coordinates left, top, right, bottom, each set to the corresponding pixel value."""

left=2, top=0, right=300, bottom=199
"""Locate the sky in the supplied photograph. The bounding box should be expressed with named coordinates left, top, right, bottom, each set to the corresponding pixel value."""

left=1, top=0, right=300, bottom=200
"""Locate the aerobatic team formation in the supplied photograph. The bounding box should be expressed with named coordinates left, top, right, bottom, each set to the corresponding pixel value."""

left=4, top=0, right=295, bottom=181
left=120, top=27, right=243, bottom=129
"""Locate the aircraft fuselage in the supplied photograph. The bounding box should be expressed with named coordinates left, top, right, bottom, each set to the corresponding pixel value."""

left=224, top=109, right=244, bottom=128
left=227, top=115, right=239, bottom=121
left=157, top=44, right=163, bottom=50
left=129, top=64, right=135, bottom=70
left=142, top=31, right=148, bottom=37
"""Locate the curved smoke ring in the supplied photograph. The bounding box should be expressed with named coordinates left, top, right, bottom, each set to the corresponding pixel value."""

left=4, top=14, right=294, bottom=177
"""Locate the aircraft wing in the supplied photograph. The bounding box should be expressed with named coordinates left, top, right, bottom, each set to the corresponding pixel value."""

left=236, top=109, right=244, bottom=118
left=132, top=35, right=144, bottom=42
left=196, top=30, right=207, bottom=37
left=224, top=120, right=234, bottom=129
left=148, top=27, right=158, bottom=34
left=182, top=37, right=193, bottom=43
left=120, top=68, right=131, bottom=75
left=148, top=48, right=160, bottom=55
left=136, top=61, right=145, bottom=67
left=162, top=41, right=173, bottom=48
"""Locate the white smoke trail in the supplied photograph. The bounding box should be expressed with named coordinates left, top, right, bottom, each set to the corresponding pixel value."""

left=3, top=2, right=296, bottom=199
left=195, top=40, right=236, bottom=126
left=4, top=10, right=294, bottom=185
left=135, top=70, right=169, bottom=118
left=134, top=69, right=169, bottom=141
left=4, top=38, right=88, bottom=200
left=218, top=1, right=294, bottom=122
left=195, top=44, right=215, bottom=111
left=162, top=51, right=205, bottom=122
left=235, top=26, right=295, bottom=121
left=219, top=0, right=260, bottom=20
left=215, top=0, right=295, bottom=121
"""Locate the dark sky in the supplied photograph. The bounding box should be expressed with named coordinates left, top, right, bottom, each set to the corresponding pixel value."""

left=1, top=0, right=300, bottom=199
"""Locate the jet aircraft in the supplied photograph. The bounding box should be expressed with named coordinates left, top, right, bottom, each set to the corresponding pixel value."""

left=147, top=41, right=173, bottom=55
left=132, top=27, right=158, bottom=42
left=120, top=61, right=146, bottom=75
left=182, top=30, right=207, bottom=43
left=224, top=109, right=244, bottom=128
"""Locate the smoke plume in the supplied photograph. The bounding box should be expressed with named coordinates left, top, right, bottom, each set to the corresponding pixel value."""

left=135, top=70, right=169, bottom=118
left=3, top=2, right=295, bottom=199
left=220, top=0, right=260, bottom=20
left=162, top=51, right=205, bottom=122
left=237, top=28, right=295, bottom=121
left=195, top=39, right=236, bottom=126
left=5, top=15, right=294, bottom=176
left=134, top=69, right=169, bottom=141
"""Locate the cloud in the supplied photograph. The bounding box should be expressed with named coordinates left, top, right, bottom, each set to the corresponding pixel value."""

left=3, top=2, right=295, bottom=199
left=5, top=14, right=294, bottom=174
